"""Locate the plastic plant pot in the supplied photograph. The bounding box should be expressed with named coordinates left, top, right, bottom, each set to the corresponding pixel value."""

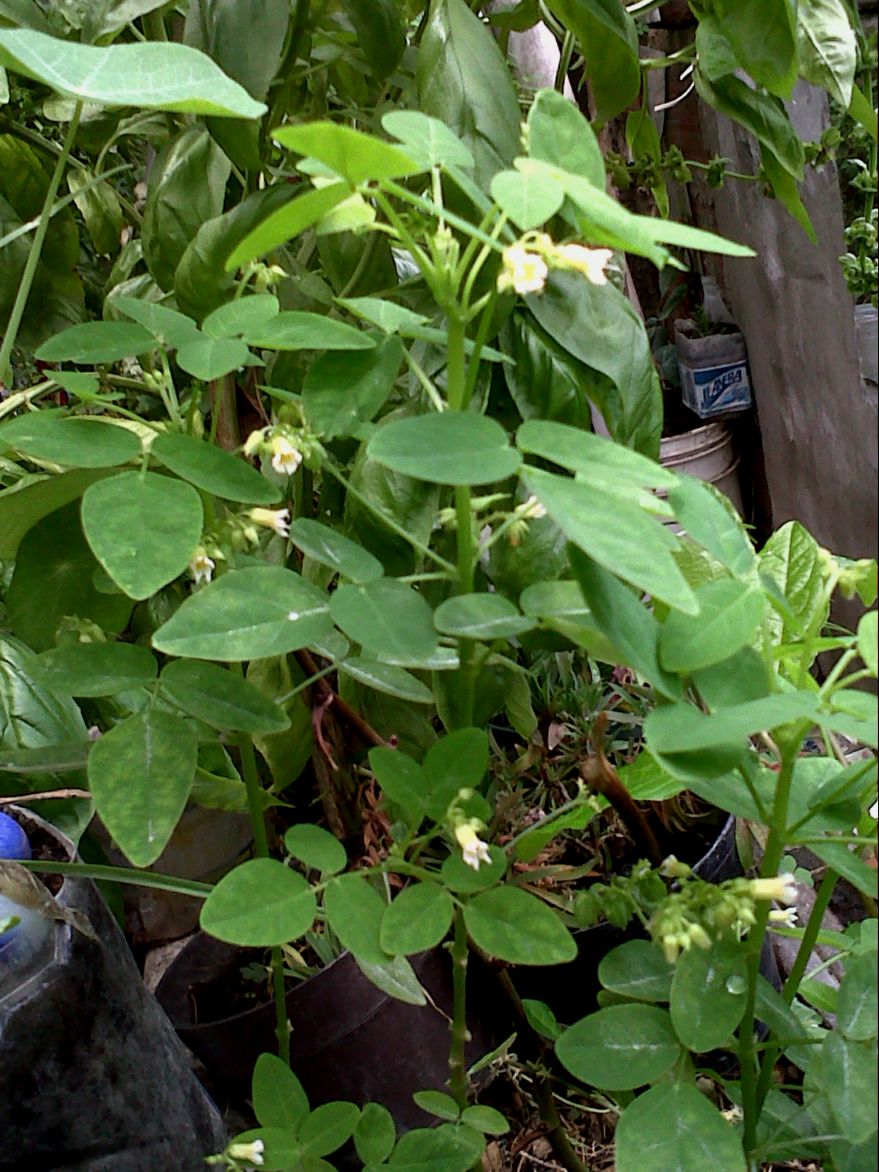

left=0, top=807, right=226, bottom=1171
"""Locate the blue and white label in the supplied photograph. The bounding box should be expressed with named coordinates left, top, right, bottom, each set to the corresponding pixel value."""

left=679, top=359, right=751, bottom=418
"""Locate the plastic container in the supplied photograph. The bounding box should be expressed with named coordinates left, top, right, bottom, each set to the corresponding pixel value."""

left=659, top=420, right=744, bottom=517
left=854, top=305, right=878, bottom=386
left=674, top=319, right=752, bottom=419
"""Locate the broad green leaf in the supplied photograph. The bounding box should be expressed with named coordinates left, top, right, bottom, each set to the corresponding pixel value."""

left=857, top=610, right=877, bottom=676
left=200, top=858, right=317, bottom=946
left=183, top=0, right=289, bottom=104
left=0, top=29, right=266, bottom=117
left=519, top=579, right=593, bottom=622
left=110, top=295, right=200, bottom=349
left=527, top=88, right=604, bottom=188
left=367, top=414, right=521, bottom=486
left=225, top=183, right=351, bottom=271
left=412, top=1091, right=459, bottom=1122
left=176, top=335, right=253, bottom=381
left=463, top=887, right=576, bottom=965
left=659, top=579, right=765, bottom=673
left=160, top=659, right=289, bottom=733
left=0, top=633, right=91, bottom=840
left=636, top=215, right=755, bottom=258
left=439, top=845, right=507, bottom=894
left=614, top=1082, right=747, bottom=1172
left=381, top=109, right=475, bottom=170
left=568, top=547, right=682, bottom=698
left=337, top=658, right=434, bottom=705
left=849, top=83, right=879, bottom=146
left=490, top=168, right=563, bottom=231
left=354, top=954, right=428, bottom=1006
left=714, top=0, right=797, bottom=98
left=337, top=296, right=429, bottom=336
left=646, top=694, right=818, bottom=755
left=290, top=518, right=383, bottom=584
left=380, top=882, right=454, bottom=955
left=340, top=0, right=405, bottom=79
left=252, top=1053, right=310, bottom=1132
left=809, top=840, right=878, bottom=899
left=598, top=941, right=674, bottom=1003
left=617, top=752, right=686, bottom=802
left=513, top=804, right=599, bottom=864
left=556, top=1004, right=680, bottom=1090
left=0, top=469, right=113, bottom=558
left=526, top=271, right=662, bottom=458
left=837, top=951, right=878, bottom=1042
left=760, top=146, right=817, bottom=243
left=67, top=165, right=123, bottom=256
left=284, top=824, right=347, bottom=876
left=330, top=579, right=439, bottom=663
left=517, top=419, right=676, bottom=489
left=324, top=873, right=392, bottom=965
left=247, top=311, right=374, bottom=351
left=459, top=1107, right=509, bottom=1136
left=544, top=0, right=639, bottom=124
left=6, top=502, right=133, bottom=651
left=273, top=122, right=421, bottom=184
left=34, top=320, right=155, bottom=364
left=300, top=1102, right=361, bottom=1158
left=247, top=656, right=313, bottom=792
left=627, top=99, right=668, bottom=217
left=143, top=125, right=230, bottom=292
left=417, top=0, right=520, bottom=187
left=667, top=476, right=756, bottom=577
left=433, top=593, right=534, bottom=641
left=81, top=471, right=203, bottom=600
left=822, top=1032, right=879, bottom=1144
left=693, top=646, right=771, bottom=710
left=368, top=745, right=427, bottom=823
left=151, top=432, right=280, bottom=504
left=670, top=937, right=748, bottom=1050
left=304, top=335, right=403, bottom=439
left=152, top=566, right=333, bottom=660
left=202, top=294, right=279, bottom=340
left=35, top=642, right=156, bottom=697
left=0, top=414, right=140, bottom=468
left=695, top=15, right=738, bottom=81
left=87, top=710, right=197, bottom=867
left=523, top=467, right=697, bottom=615
left=388, top=1123, right=486, bottom=1169
left=354, top=1103, right=396, bottom=1166
left=694, top=70, right=804, bottom=179
left=759, top=520, right=827, bottom=643
left=522, top=999, right=563, bottom=1042
left=423, top=728, right=489, bottom=819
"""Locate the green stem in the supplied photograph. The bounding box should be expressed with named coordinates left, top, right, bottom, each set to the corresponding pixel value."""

left=20, top=858, right=211, bottom=898
left=236, top=722, right=290, bottom=1065
left=0, top=102, right=83, bottom=387
left=753, top=868, right=838, bottom=1114
left=448, top=907, right=470, bottom=1110
left=554, top=31, right=575, bottom=92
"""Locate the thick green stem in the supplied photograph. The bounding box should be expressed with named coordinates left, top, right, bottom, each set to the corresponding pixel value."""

left=448, top=907, right=470, bottom=1110
left=236, top=723, right=290, bottom=1064
left=0, top=102, right=83, bottom=386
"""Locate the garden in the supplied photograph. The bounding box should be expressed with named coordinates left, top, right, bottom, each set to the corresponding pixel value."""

left=0, top=1, right=877, bottom=1170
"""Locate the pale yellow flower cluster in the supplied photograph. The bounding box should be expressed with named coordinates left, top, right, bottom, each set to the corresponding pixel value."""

left=497, top=232, right=613, bottom=296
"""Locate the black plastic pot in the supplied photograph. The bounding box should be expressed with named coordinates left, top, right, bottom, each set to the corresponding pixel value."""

left=0, top=807, right=226, bottom=1171
left=511, top=814, right=780, bottom=1025
left=156, top=933, right=500, bottom=1133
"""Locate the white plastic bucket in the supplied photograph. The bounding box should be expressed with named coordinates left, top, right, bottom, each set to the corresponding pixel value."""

left=659, top=420, right=744, bottom=518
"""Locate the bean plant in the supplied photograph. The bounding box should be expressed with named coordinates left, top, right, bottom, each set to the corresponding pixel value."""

left=0, top=3, right=876, bottom=1171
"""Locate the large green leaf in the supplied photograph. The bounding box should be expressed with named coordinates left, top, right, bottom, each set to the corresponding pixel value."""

left=527, top=88, right=604, bottom=188
left=417, top=0, right=521, bottom=187
left=491, top=168, right=564, bottom=232
left=646, top=694, right=818, bottom=756
left=367, top=413, right=521, bottom=486
left=247, top=311, right=373, bottom=351
left=330, top=579, right=439, bottom=664
left=273, top=122, right=421, bottom=185
left=714, top=0, right=797, bottom=98
left=795, top=0, right=856, bottom=107
left=200, top=858, right=317, bottom=946
left=202, top=294, right=279, bottom=340
left=152, top=566, right=333, bottom=660
left=303, top=335, right=402, bottom=440
left=614, top=1083, right=747, bottom=1172
left=667, top=476, right=756, bottom=578
left=0, top=29, right=265, bottom=117
left=0, top=469, right=114, bottom=558
left=81, top=471, right=203, bottom=600
left=110, top=295, right=201, bottom=349
left=381, top=109, right=475, bottom=170
left=523, top=467, right=696, bottom=614
left=759, top=520, right=827, bottom=645
left=669, top=937, right=748, bottom=1051
left=822, top=1033, right=879, bottom=1145
left=556, top=1005, right=680, bottom=1089
left=323, top=873, right=392, bottom=965
left=87, top=710, right=197, bottom=867
left=526, top=272, right=662, bottom=458
left=142, top=125, right=231, bottom=291
left=175, top=335, right=254, bottom=381
left=337, top=658, right=434, bottom=705
left=35, top=320, right=156, bottom=363
left=501, top=311, right=594, bottom=430
left=224, top=182, right=352, bottom=270
left=183, top=0, right=288, bottom=102
left=340, top=0, right=406, bottom=80
left=0, top=414, right=140, bottom=468
left=694, top=70, right=804, bottom=180
left=517, top=419, right=676, bottom=489
left=6, top=502, right=133, bottom=651
left=380, top=882, right=454, bottom=956
left=598, top=941, right=674, bottom=1004
left=35, top=642, right=157, bottom=697
left=543, top=0, right=640, bottom=124
left=463, top=887, right=576, bottom=965
left=252, top=1053, right=310, bottom=1132
left=290, top=519, right=383, bottom=584
left=659, top=579, right=765, bottom=673
left=151, top=433, right=280, bottom=504
left=160, top=659, right=290, bottom=733
left=433, top=593, right=534, bottom=641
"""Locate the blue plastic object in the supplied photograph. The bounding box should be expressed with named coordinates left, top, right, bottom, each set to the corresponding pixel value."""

left=0, top=812, right=31, bottom=861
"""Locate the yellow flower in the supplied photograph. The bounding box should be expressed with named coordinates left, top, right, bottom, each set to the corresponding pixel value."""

left=750, top=874, right=798, bottom=905
left=189, top=548, right=215, bottom=585
left=498, top=244, right=549, bottom=295
left=248, top=507, right=290, bottom=539
left=269, top=434, right=303, bottom=477
left=227, top=1139, right=264, bottom=1166
left=454, top=821, right=492, bottom=871
left=555, top=244, right=613, bottom=285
